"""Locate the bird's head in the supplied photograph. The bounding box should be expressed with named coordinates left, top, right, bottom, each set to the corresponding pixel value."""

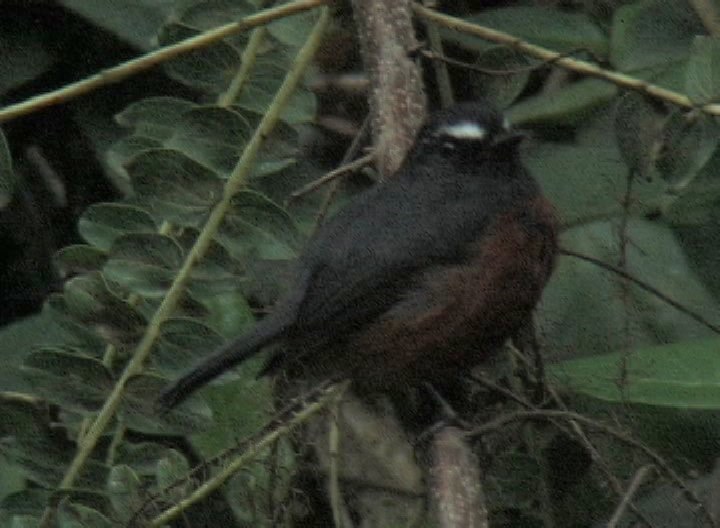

left=413, top=101, right=525, bottom=163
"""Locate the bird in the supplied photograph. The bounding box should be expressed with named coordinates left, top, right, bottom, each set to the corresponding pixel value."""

left=158, top=101, right=558, bottom=410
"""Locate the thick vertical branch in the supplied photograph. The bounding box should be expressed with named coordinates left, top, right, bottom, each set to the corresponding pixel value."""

left=431, top=427, right=489, bottom=528
left=351, top=0, right=427, bottom=176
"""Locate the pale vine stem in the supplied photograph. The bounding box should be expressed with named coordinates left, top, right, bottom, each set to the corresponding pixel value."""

left=2, top=3, right=719, bottom=126
left=148, top=381, right=350, bottom=527
left=0, top=0, right=327, bottom=124
left=36, top=6, right=331, bottom=528
left=413, top=4, right=720, bottom=116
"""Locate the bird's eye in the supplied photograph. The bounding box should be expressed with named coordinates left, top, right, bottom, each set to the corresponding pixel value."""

left=437, top=121, right=487, bottom=141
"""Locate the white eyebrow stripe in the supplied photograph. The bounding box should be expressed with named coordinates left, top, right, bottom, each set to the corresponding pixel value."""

left=438, top=122, right=487, bottom=139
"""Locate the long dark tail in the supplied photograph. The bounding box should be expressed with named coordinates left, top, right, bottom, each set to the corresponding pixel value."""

left=157, top=313, right=291, bottom=410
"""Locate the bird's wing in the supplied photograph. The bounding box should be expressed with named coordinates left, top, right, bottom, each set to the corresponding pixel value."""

left=290, top=180, right=493, bottom=342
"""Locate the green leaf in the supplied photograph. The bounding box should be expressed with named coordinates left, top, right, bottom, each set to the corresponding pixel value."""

left=218, top=190, right=300, bottom=260
left=43, top=295, right=107, bottom=354
left=686, top=36, right=720, bottom=104
left=79, top=203, right=157, bottom=251
left=507, top=78, right=617, bottom=126
left=106, top=135, right=162, bottom=193
left=267, top=7, right=317, bottom=48
left=0, top=394, right=71, bottom=486
left=174, top=0, right=255, bottom=30
left=59, top=0, right=174, bottom=50
left=104, top=233, right=184, bottom=298
left=525, top=142, right=664, bottom=225
left=610, top=0, right=704, bottom=71
left=21, top=348, right=113, bottom=412
left=549, top=339, right=720, bottom=409
left=656, top=111, right=719, bottom=186
left=115, top=96, right=197, bottom=139
left=167, top=106, right=252, bottom=174
left=126, top=149, right=222, bottom=227
left=444, top=6, right=608, bottom=57
left=468, top=46, right=533, bottom=109
left=106, top=465, right=142, bottom=524
left=151, top=317, right=226, bottom=378
left=120, top=374, right=213, bottom=435
left=156, top=449, right=190, bottom=490
left=115, top=442, right=177, bottom=476
left=0, top=128, right=15, bottom=208
left=62, top=272, right=146, bottom=345
left=539, top=220, right=720, bottom=362
left=54, top=245, right=108, bottom=278
left=57, top=499, right=112, bottom=528
left=0, top=489, right=50, bottom=520
left=233, top=57, right=317, bottom=124
left=614, top=92, right=666, bottom=178
left=159, top=23, right=241, bottom=93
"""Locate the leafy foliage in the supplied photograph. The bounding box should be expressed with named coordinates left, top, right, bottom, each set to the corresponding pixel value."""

left=1, top=1, right=324, bottom=525
left=2, top=0, right=720, bottom=526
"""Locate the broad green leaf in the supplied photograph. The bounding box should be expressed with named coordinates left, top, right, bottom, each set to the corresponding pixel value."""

left=59, top=0, right=174, bottom=50
left=686, top=36, right=720, bottom=104
left=267, top=7, right=317, bottom=48
left=62, top=272, right=146, bottom=345
left=0, top=489, right=50, bottom=521
left=507, top=78, right=617, bottom=126
left=120, top=374, right=213, bottom=435
left=218, top=190, right=300, bottom=260
left=442, top=6, right=608, bottom=57
left=43, top=295, right=108, bottom=355
left=468, top=46, right=533, bottom=109
left=126, top=149, right=222, bottom=226
left=115, top=442, right=177, bottom=476
left=57, top=499, right=112, bottom=528
left=610, top=0, right=704, bottom=71
left=656, top=110, right=719, bottom=186
left=156, top=449, right=190, bottom=490
left=158, top=23, right=241, bottom=93
left=104, top=233, right=184, bottom=298
left=0, top=394, right=72, bottom=486
left=525, top=142, right=664, bottom=225
left=233, top=56, right=317, bottom=124
left=167, top=106, right=252, bottom=174
left=549, top=339, right=720, bottom=409
left=614, top=92, right=665, bottom=178
left=21, top=348, right=113, bottom=412
left=79, top=203, right=157, bottom=251
left=106, top=465, right=142, bottom=524
left=151, top=317, right=226, bottom=378
left=666, top=157, right=720, bottom=226
left=539, top=220, right=720, bottom=363
left=174, top=0, right=255, bottom=30
left=54, top=245, right=108, bottom=278
left=106, top=135, right=162, bottom=192
left=115, top=96, right=197, bottom=139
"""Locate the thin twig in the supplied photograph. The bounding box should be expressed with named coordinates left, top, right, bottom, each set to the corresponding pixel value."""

left=313, top=116, right=372, bottom=228
left=560, top=248, right=720, bottom=335
left=607, top=465, right=656, bottom=528
left=290, top=152, right=375, bottom=200
left=413, top=5, right=720, bottom=115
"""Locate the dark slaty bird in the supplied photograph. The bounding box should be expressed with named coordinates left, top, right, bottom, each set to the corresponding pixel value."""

left=158, top=101, right=558, bottom=410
